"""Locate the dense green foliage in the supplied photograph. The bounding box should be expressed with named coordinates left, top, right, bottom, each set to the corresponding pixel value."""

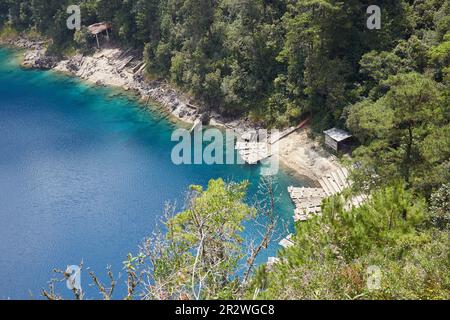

left=131, top=178, right=256, bottom=299
left=249, top=182, right=449, bottom=299
left=346, top=72, right=449, bottom=195
left=1, top=0, right=448, bottom=129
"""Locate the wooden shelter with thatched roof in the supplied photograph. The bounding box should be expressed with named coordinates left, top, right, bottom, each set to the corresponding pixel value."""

left=87, top=22, right=112, bottom=48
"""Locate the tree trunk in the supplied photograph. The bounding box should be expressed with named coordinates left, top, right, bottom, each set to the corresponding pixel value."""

left=404, top=125, right=413, bottom=184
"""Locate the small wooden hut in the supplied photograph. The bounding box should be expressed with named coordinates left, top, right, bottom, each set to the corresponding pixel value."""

left=87, top=22, right=112, bottom=48
left=323, top=128, right=352, bottom=152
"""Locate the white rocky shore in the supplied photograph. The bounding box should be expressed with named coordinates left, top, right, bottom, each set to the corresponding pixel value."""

left=3, top=37, right=254, bottom=129
left=54, top=48, right=207, bottom=123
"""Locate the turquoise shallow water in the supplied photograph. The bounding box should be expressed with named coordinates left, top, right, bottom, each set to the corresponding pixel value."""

left=0, top=48, right=304, bottom=299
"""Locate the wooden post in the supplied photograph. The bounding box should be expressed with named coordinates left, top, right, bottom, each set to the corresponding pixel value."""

left=106, top=28, right=110, bottom=41
left=95, top=33, right=99, bottom=48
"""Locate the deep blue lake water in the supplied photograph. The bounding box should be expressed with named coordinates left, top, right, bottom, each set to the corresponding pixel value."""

left=0, top=48, right=303, bottom=299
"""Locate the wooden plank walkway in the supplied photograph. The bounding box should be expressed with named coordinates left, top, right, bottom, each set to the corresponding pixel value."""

left=269, top=163, right=370, bottom=266
left=235, top=142, right=270, bottom=164
left=288, top=166, right=368, bottom=222
left=278, top=234, right=295, bottom=248
left=116, top=55, right=134, bottom=71
left=269, top=117, right=311, bottom=144
left=237, top=117, right=310, bottom=165
left=266, top=257, right=280, bottom=270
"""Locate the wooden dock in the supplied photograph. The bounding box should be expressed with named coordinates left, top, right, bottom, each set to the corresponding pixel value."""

left=236, top=117, right=310, bottom=165
left=278, top=233, right=295, bottom=248
left=288, top=186, right=325, bottom=221
left=235, top=141, right=270, bottom=164
left=266, top=257, right=281, bottom=270
left=289, top=167, right=368, bottom=222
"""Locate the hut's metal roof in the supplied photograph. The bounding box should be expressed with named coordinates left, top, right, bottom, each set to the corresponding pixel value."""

left=323, top=128, right=352, bottom=142
left=87, top=22, right=111, bottom=35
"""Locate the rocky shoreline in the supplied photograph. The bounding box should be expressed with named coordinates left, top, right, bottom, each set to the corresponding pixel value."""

left=0, top=36, right=341, bottom=183
left=1, top=36, right=257, bottom=132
